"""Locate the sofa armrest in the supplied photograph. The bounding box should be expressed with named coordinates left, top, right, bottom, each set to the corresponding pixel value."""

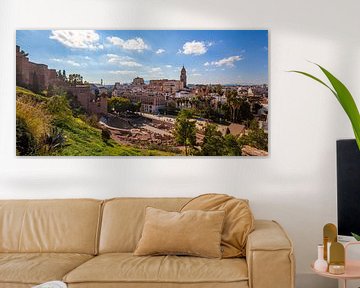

left=246, top=220, right=295, bottom=288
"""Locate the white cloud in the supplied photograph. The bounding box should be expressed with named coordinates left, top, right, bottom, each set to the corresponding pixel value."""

left=49, top=30, right=103, bottom=50
left=50, top=58, right=81, bottom=67
left=151, top=67, right=162, bottom=72
left=156, top=48, right=165, bottom=54
left=165, top=65, right=172, bottom=68
left=67, top=60, right=81, bottom=67
left=109, top=70, right=136, bottom=75
left=181, top=41, right=208, bottom=55
left=107, top=36, right=149, bottom=52
left=206, top=55, right=243, bottom=67
left=106, top=54, right=142, bottom=67
left=118, top=61, right=142, bottom=67
left=191, top=73, right=202, bottom=76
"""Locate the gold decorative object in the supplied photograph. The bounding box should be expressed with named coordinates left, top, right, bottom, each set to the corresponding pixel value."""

left=329, top=242, right=345, bottom=274
left=328, top=264, right=345, bottom=275
left=323, top=223, right=337, bottom=261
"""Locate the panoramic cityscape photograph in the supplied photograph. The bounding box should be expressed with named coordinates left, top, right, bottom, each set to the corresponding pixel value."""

left=16, top=30, right=269, bottom=156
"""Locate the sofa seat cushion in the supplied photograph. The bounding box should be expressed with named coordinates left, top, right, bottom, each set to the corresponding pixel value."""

left=0, top=199, right=103, bottom=255
left=67, top=283, right=249, bottom=288
left=64, top=253, right=248, bottom=285
left=0, top=253, right=93, bottom=285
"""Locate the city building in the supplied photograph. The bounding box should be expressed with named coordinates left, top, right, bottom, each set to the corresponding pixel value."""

left=114, top=82, right=121, bottom=90
left=132, top=77, right=145, bottom=86
left=68, top=85, right=108, bottom=115
left=90, top=84, right=108, bottom=96
left=122, top=92, right=166, bottom=114
left=149, top=79, right=183, bottom=93
left=180, top=66, right=187, bottom=88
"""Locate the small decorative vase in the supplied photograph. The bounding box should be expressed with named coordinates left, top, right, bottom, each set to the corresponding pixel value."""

left=314, top=244, right=328, bottom=272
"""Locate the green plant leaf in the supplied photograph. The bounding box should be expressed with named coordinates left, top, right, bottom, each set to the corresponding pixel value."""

left=290, top=64, right=360, bottom=150
left=289, top=70, right=337, bottom=98
left=351, top=232, right=360, bottom=241
left=315, top=65, right=360, bottom=150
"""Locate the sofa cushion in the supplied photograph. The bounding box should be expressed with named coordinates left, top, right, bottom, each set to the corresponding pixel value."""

left=99, top=198, right=190, bottom=253
left=0, top=199, right=103, bottom=254
left=0, top=253, right=93, bottom=285
left=0, top=284, right=33, bottom=288
left=63, top=253, right=248, bottom=285
left=181, top=194, right=254, bottom=258
left=67, top=282, right=249, bottom=288
left=134, top=207, right=225, bottom=258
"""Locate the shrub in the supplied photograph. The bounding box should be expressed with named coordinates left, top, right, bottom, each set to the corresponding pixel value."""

left=16, top=117, right=37, bottom=156
left=16, top=98, right=51, bottom=141
left=40, top=127, right=66, bottom=154
left=101, top=128, right=111, bottom=143
left=46, top=95, right=72, bottom=119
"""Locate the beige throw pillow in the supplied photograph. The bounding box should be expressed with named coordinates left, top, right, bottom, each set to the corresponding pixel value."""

left=181, top=193, right=255, bottom=258
left=134, top=207, right=225, bottom=258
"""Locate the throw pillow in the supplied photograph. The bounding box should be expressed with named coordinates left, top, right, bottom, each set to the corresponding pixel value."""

left=134, top=207, right=225, bottom=258
left=181, top=193, right=254, bottom=258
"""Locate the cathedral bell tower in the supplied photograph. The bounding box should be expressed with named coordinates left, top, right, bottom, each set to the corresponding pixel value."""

left=180, top=65, right=187, bottom=88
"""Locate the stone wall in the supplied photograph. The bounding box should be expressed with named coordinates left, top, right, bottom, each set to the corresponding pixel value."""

left=68, top=85, right=108, bottom=116
left=16, top=45, right=57, bottom=91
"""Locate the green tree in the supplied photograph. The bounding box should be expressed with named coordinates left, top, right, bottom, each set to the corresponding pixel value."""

left=215, top=84, right=223, bottom=96
left=200, top=124, right=225, bottom=156
left=225, top=90, right=241, bottom=122
left=239, top=120, right=268, bottom=151
left=68, top=74, right=84, bottom=85
left=46, top=96, right=72, bottom=119
left=174, top=110, right=196, bottom=156
left=223, top=134, right=242, bottom=156
left=165, top=100, right=179, bottom=115
left=62, top=70, right=67, bottom=81
left=108, top=97, right=132, bottom=113
left=129, top=101, right=141, bottom=113
left=101, top=128, right=111, bottom=143
left=239, top=101, right=253, bottom=122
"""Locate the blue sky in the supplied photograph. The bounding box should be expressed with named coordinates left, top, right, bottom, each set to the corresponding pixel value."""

left=16, top=30, right=268, bottom=85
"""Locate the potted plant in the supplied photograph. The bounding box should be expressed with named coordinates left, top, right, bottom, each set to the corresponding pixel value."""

left=352, top=233, right=360, bottom=241
left=291, top=64, right=360, bottom=240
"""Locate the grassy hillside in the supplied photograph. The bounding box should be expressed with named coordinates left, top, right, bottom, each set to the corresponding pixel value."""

left=16, top=86, right=172, bottom=156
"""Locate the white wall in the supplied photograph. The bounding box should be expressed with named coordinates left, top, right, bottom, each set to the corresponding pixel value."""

left=1, top=0, right=359, bottom=287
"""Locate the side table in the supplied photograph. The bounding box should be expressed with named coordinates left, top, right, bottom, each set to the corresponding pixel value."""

left=311, top=242, right=360, bottom=288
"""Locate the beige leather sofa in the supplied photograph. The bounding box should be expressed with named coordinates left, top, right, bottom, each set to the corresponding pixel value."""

left=0, top=198, right=295, bottom=288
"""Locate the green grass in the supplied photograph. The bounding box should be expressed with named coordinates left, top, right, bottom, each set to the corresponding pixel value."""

left=16, top=86, right=49, bottom=102
left=54, top=117, right=171, bottom=156
left=16, top=86, right=173, bottom=156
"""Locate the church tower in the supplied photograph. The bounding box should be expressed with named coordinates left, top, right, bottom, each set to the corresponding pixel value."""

left=180, top=66, right=187, bottom=88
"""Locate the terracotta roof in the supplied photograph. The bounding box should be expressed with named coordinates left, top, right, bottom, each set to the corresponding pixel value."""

left=228, top=123, right=245, bottom=136
left=242, top=145, right=268, bottom=156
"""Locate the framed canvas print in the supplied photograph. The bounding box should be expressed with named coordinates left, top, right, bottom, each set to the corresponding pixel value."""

left=16, top=30, right=268, bottom=156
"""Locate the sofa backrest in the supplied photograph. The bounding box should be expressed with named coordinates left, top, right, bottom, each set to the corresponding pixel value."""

left=0, top=199, right=102, bottom=255
left=99, top=197, right=190, bottom=253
